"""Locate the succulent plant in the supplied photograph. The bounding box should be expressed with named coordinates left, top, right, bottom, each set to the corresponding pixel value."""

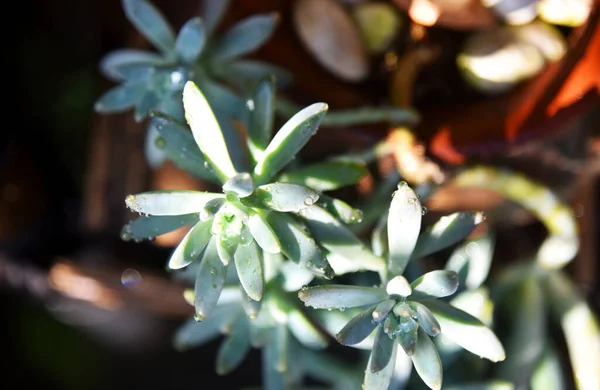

left=298, top=182, right=505, bottom=390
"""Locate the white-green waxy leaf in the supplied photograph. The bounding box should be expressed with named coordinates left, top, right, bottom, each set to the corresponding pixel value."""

left=446, top=232, right=495, bottom=291
left=194, top=238, right=227, bottom=320
left=248, top=76, right=275, bottom=162
left=372, top=213, right=388, bottom=257
left=371, top=325, right=395, bottom=373
left=412, top=212, right=486, bottom=259
left=247, top=209, right=281, bottom=254
left=216, top=232, right=240, bottom=265
left=424, top=300, right=505, bottom=362
left=409, top=302, right=441, bottom=337
left=266, top=212, right=334, bottom=279
left=411, top=270, right=459, bottom=299
left=388, top=182, right=422, bottom=274
left=210, top=13, right=279, bottom=62
left=173, top=305, right=234, bottom=351
left=135, top=91, right=161, bottom=122
left=287, top=308, right=328, bottom=349
left=213, top=60, right=293, bottom=89
left=279, top=160, right=368, bottom=192
left=240, top=286, right=262, bottom=320
left=336, top=304, right=379, bottom=345
left=223, top=172, right=254, bottom=198
left=168, top=219, right=212, bottom=269
left=250, top=183, right=319, bottom=212
left=386, top=276, right=412, bottom=297
left=253, top=103, right=328, bottom=185
left=531, top=345, right=565, bottom=390
left=262, top=324, right=289, bottom=390
left=317, top=194, right=364, bottom=224
left=95, top=83, right=146, bottom=113
left=373, top=300, right=396, bottom=323
left=298, top=205, right=384, bottom=274
left=200, top=0, right=230, bottom=35
left=397, top=320, right=419, bottom=355
left=150, top=112, right=217, bottom=182
left=195, top=78, right=246, bottom=122
left=543, top=269, right=600, bottom=390
left=99, top=49, right=163, bottom=81
left=121, top=213, right=198, bottom=241
left=234, top=239, right=263, bottom=301
left=175, top=17, right=206, bottom=64
left=125, top=190, right=223, bottom=216
left=364, top=340, right=398, bottom=390
left=298, top=285, right=387, bottom=310
left=183, top=81, right=237, bottom=182
left=279, top=261, right=314, bottom=292
left=122, top=0, right=175, bottom=54
left=444, top=381, right=514, bottom=390
left=411, top=328, right=442, bottom=390
left=216, top=322, right=251, bottom=375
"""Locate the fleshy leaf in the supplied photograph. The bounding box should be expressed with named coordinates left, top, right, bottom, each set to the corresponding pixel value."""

left=122, top=0, right=175, bottom=54
left=240, top=287, right=262, bottom=320
left=424, top=300, right=505, bottom=362
left=411, top=270, right=459, bottom=299
left=263, top=324, right=289, bottom=388
left=266, top=212, right=334, bottom=279
left=135, top=91, right=161, bottom=122
left=298, top=285, right=387, bottom=310
left=175, top=17, right=206, bottom=63
left=446, top=232, right=495, bottom=291
left=386, top=276, right=412, bottom=297
left=94, top=83, right=146, bottom=113
left=253, top=103, right=328, bottom=185
left=397, top=321, right=418, bottom=356
left=194, top=238, right=228, bottom=320
left=287, top=308, right=328, bottom=349
left=247, top=76, right=275, bottom=162
left=409, top=302, right=441, bottom=337
left=183, top=81, right=237, bottom=182
left=371, top=325, right=395, bottom=373
left=121, top=213, right=198, bottom=241
left=173, top=305, right=235, bottom=351
left=531, top=345, right=565, bottom=390
left=388, top=182, right=422, bottom=274
left=412, top=212, right=486, bottom=259
left=279, top=160, right=368, bottom=192
left=234, top=239, right=263, bottom=301
left=316, top=194, right=364, bottom=224
left=336, top=304, right=379, bottom=345
left=411, top=328, right=443, bottom=390
left=212, top=60, right=293, bottom=88
left=364, top=341, right=398, bottom=390
left=216, top=320, right=251, bottom=375
left=125, top=190, right=223, bottom=215
left=373, top=300, right=396, bottom=323
left=247, top=209, right=281, bottom=254
left=200, top=0, right=230, bottom=35
left=248, top=183, right=319, bottom=212
left=443, top=382, right=514, bottom=390
left=216, top=232, right=240, bottom=265
left=209, top=14, right=279, bottom=62
left=168, top=219, right=212, bottom=269
left=99, top=49, right=163, bottom=81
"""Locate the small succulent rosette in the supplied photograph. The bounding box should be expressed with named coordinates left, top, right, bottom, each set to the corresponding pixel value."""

left=299, top=182, right=506, bottom=390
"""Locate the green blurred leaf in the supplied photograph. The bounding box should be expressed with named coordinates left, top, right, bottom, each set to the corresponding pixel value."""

left=173, top=305, right=236, bottom=351
left=287, top=308, right=329, bottom=349
left=443, top=381, right=514, bottom=390
left=263, top=324, right=289, bottom=390
left=196, top=77, right=245, bottom=120
left=121, top=213, right=198, bottom=241
left=175, top=17, right=206, bottom=63
left=134, top=90, right=160, bottom=121
left=411, top=270, right=459, bottom=299
left=247, top=76, right=275, bottom=163
left=194, top=238, right=227, bottom=320
left=99, top=49, right=163, bottom=81
left=248, top=183, right=319, bottom=212
left=279, top=161, right=368, bottom=192
left=234, top=239, right=263, bottom=301
left=168, top=218, right=212, bottom=269
left=210, top=14, right=279, bottom=62
left=388, top=182, right=422, bottom=274
left=125, top=190, right=223, bottom=215
left=446, top=232, right=495, bottom=291
left=216, top=319, right=251, bottom=374
left=363, top=341, right=397, bottom=390
left=371, top=325, right=395, bottom=373
left=247, top=209, right=281, bottom=254
left=213, top=60, right=293, bottom=88
left=336, top=304, right=379, bottom=345
left=94, top=83, right=146, bottom=113
left=298, top=285, right=387, bottom=310
left=200, top=0, right=231, bottom=35
left=531, top=344, right=565, bottom=390
left=253, top=102, right=328, bottom=185
left=411, top=328, right=442, bottom=390
left=122, top=0, right=175, bottom=54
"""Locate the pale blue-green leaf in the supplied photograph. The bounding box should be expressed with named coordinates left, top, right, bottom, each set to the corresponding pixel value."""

left=200, top=0, right=230, bottom=35
left=240, top=286, right=262, bottom=320
left=216, top=321, right=251, bottom=375
left=317, top=194, right=363, bottom=224
left=212, top=60, right=293, bottom=88
left=265, top=323, right=289, bottom=377
left=168, top=219, right=212, bottom=269
left=173, top=305, right=234, bottom=351
left=388, top=182, right=422, bottom=274
left=125, top=190, right=223, bottom=215
left=279, top=161, right=368, bottom=192
left=249, top=183, right=319, bottom=212
left=122, top=0, right=176, bottom=54
left=209, top=14, right=279, bottom=62
left=315, top=308, right=376, bottom=350
left=145, top=123, right=167, bottom=168
left=390, top=352, right=413, bottom=390
left=94, top=83, right=146, bottom=113
left=411, top=270, right=459, bottom=299
left=248, top=76, right=275, bottom=162
left=371, top=325, right=395, bottom=373
left=386, top=275, right=412, bottom=297
left=112, top=63, right=155, bottom=82
left=336, top=304, right=379, bottom=345
left=397, top=322, right=418, bottom=356
left=99, top=49, right=163, bottom=81
left=183, top=81, right=237, bottom=182
left=196, top=77, right=245, bottom=120
left=216, top=232, right=240, bottom=265
left=372, top=214, right=388, bottom=257
left=175, top=17, right=206, bottom=63
left=450, top=288, right=494, bottom=327
left=247, top=209, right=281, bottom=254
left=253, top=102, right=328, bottom=185
left=266, top=212, right=334, bottom=279
left=223, top=172, right=254, bottom=198
left=302, top=349, right=363, bottom=390
left=411, top=328, right=442, bottom=390
left=531, top=345, right=565, bottom=390
left=287, top=308, right=328, bottom=349
left=298, top=205, right=384, bottom=274
left=263, top=251, right=284, bottom=283
left=150, top=112, right=217, bottom=182
left=446, top=232, right=495, bottom=290
left=364, top=341, right=397, bottom=390
left=424, top=300, right=505, bottom=362
left=412, top=212, right=486, bottom=259
left=279, top=260, right=314, bottom=292
left=409, top=302, right=441, bottom=337
left=134, top=90, right=160, bottom=121
left=443, top=382, right=514, bottom=390
left=194, top=238, right=227, bottom=320
left=372, top=299, right=396, bottom=323
left=234, top=239, right=263, bottom=301
left=298, top=285, right=387, bottom=310
left=383, top=314, right=400, bottom=335
left=121, top=213, right=198, bottom=241
left=157, top=93, right=184, bottom=121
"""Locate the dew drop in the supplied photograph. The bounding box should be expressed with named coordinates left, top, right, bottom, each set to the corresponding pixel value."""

left=246, top=99, right=255, bottom=111
left=421, top=206, right=428, bottom=216
left=154, top=136, right=166, bottom=149
left=209, top=267, right=218, bottom=275
left=120, top=230, right=133, bottom=241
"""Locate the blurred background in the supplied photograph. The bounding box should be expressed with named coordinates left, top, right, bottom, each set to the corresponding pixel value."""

left=4, top=0, right=599, bottom=389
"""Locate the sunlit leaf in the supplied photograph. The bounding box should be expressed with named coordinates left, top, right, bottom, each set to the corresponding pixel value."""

left=446, top=232, right=495, bottom=290
left=168, top=219, right=212, bottom=269
left=531, top=344, right=565, bottom=390
left=298, top=285, right=387, bottom=310
left=122, top=0, right=175, bottom=54
left=316, top=194, right=364, bottom=224
left=247, top=209, right=281, bottom=254
left=194, top=238, right=227, bottom=320
left=234, top=239, right=263, bottom=301
left=125, top=190, right=223, bottom=215
left=411, top=270, right=459, bottom=299
left=121, top=213, right=198, bottom=241
left=411, top=328, right=442, bottom=390
left=279, top=160, right=368, bottom=192
left=175, top=17, right=206, bottom=63
left=248, top=183, right=319, bottom=212
left=210, top=14, right=279, bottom=62
left=364, top=341, right=397, bottom=390
left=287, top=308, right=329, bottom=349
left=443, top=381, right=514, bottom=390
left=386, top=276, right=412, bottom=297
left=336, top=304, right=379, bottom=345
left=388, top=182, right=422, bottom=274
